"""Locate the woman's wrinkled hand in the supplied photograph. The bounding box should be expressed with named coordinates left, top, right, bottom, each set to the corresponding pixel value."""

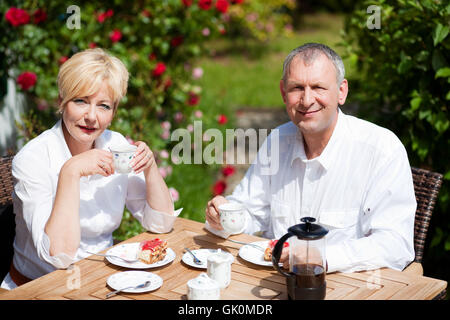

left=130, top=141, right=156, bottom=174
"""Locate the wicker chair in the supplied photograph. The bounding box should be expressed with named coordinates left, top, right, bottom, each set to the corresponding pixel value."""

left=410, top=167, right=443, bottom=264
left=0, top=155, right=15, bottom=289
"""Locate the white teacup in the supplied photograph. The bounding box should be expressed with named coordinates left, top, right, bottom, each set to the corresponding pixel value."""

left=110, top=144, right=137, bottom=174
left=218, top=202, right=246, bottom=234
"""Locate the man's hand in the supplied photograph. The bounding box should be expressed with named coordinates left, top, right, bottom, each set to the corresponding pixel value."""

left=205, top=195, right=228, bottom=230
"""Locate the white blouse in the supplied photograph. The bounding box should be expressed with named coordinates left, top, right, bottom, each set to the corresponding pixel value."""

left=1, top=120, right=181, bottom=289
left=221, top=109, right=416, bottom=273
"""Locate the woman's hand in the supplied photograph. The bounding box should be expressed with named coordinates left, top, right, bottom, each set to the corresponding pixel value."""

left=64, top=149, right=114, bottom=177
left=130, top=141, right=156, bottom=174
left=205, top=196, right=228, bottom=230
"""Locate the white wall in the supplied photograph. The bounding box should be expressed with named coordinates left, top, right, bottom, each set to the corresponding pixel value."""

left=0, top=78, right=27, bottom=156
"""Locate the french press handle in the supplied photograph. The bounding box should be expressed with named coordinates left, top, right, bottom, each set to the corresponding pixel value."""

left=271, top=231, right=294, bottom=277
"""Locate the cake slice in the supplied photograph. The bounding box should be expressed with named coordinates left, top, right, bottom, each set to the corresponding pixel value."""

left=137, top=238, right=168, bottom=264
left=264, top=239, right=289, bottom=261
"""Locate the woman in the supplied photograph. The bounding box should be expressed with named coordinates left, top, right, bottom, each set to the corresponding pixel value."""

left=1, top=48, right=180, bottom=290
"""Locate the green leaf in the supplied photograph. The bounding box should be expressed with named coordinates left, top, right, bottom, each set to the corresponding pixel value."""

left=435, top=67, right=450, bottom=79
left=410, top=97, right=421, bottom=111
left=446, top=91, right=450, bottom=100
left=433, top=23, right=449, bottom=46
left=444, top=171, right=450, bottom=180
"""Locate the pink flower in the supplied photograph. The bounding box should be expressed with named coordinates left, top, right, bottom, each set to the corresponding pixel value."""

left=37, top=99, right=48, bottom=111
left=17, top=71, right=37, bottom=90
left=161, top=121, right=171, bottom=130
left=5, top=7, right=30, bottom=26
left=202, top=28, right=210, bottom=36
left=174, top=112, right=184, bottom=123
left=166, top=166, right=173, bottom=175
left=161, top=130, right=170, bottom=140
left=109, top=29, right=122, bottom=43
left=160, top=150, right=169, bottom=159
left=192, top=67, right=203, bottom=79
left=194, top=110, right=203, bottom=118
left=187, top=124, right=194, bottom=132
left=169, top=187, right=179, bottom=202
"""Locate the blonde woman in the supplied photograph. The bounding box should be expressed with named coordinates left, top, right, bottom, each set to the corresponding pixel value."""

left=1, top=48, right=180, bottom=290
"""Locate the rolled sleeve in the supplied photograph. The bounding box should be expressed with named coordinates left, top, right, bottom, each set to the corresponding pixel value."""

left=140, top=204, right=182, bottom=233
left=40, top=232, right=76, bottom=269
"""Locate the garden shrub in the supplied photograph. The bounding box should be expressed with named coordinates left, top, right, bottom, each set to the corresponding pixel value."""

left=340, top=0, right=450, bottom=284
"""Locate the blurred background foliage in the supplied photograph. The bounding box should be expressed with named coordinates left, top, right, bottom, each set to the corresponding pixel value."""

left=1, top=0, right=449, bottom=295
left=339, top=0, right=450, bottom=291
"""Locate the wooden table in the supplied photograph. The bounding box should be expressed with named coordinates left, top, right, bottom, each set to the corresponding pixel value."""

left=0, top=217, right=447, bottom=300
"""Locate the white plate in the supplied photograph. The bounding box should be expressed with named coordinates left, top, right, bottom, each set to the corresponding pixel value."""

left=106, top=242, right=176, bottom=269
left=182, top=249, right=234, bottom=269
left=107, top=271, right=162, bottom=293
left=238, top=240, right=274, bottom=267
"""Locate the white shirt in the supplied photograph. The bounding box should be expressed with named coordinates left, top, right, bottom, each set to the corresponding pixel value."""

left=1, top=120, right=181, bottom=289
left=226, top=109, right=416, bottom=273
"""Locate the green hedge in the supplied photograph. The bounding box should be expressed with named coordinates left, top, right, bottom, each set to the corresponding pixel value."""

left=340, top=0, right=450, bottom=287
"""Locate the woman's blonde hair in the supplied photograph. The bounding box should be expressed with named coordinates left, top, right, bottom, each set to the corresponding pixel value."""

left=57, top=48, right=129, bottom=113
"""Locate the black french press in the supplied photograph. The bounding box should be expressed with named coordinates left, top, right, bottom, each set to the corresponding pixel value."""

left=272, top=217, right=329, bottom=300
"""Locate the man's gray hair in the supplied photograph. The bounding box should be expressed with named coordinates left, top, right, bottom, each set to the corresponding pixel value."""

left=282, top=43, right=345, bottom=85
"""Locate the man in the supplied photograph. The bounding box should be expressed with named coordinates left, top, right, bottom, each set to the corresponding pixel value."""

left=205, top=43, right=416, bottom=273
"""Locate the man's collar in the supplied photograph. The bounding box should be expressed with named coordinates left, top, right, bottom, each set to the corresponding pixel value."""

left=290, top=108, right=346, bottom=171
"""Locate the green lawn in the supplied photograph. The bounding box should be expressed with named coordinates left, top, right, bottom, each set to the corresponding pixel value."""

left=197, top=13, right=354, bottom=111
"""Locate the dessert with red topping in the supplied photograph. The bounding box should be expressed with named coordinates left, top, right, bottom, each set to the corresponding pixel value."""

left=264, top=239, right=289, bottom=261
left=137, top=238, right=168, bottom=264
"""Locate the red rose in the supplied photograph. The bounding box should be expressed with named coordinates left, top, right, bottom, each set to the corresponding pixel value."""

left=187, top=92, right=200, bottom=106
left=109, top=29, right=122, bottom=43
left=213, top=180, right=227, bottom=196
left=217, top=114, right=228, bottom=124
left=33, top=9, right=47, bottom=24
left=59, top=56, right=68, bottom=65
left=17, top=71, right=37, bottom=90
left=231, top=0, right=244, bottom=4
left=5, top=7, right=30, bottom=27
left=215, top=0, right=229, bottom=13
left=89, top=42, right=97, bottom=48
left=164, top=78, right=172, bottom=90
left=141, top=9, right=151, bottom=17
left=97, top=9, right=113, bottom=23
left=171, top=36, right=184, bottom=47
left=152, top=62, right=166, bottom=77
left=222, top=165, right=235, bottom=177
left=198, top=0, right=212, bottom=10
left=181, top=0, right=193, bottom=7
left=148, top=53, right=157, bottom=60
